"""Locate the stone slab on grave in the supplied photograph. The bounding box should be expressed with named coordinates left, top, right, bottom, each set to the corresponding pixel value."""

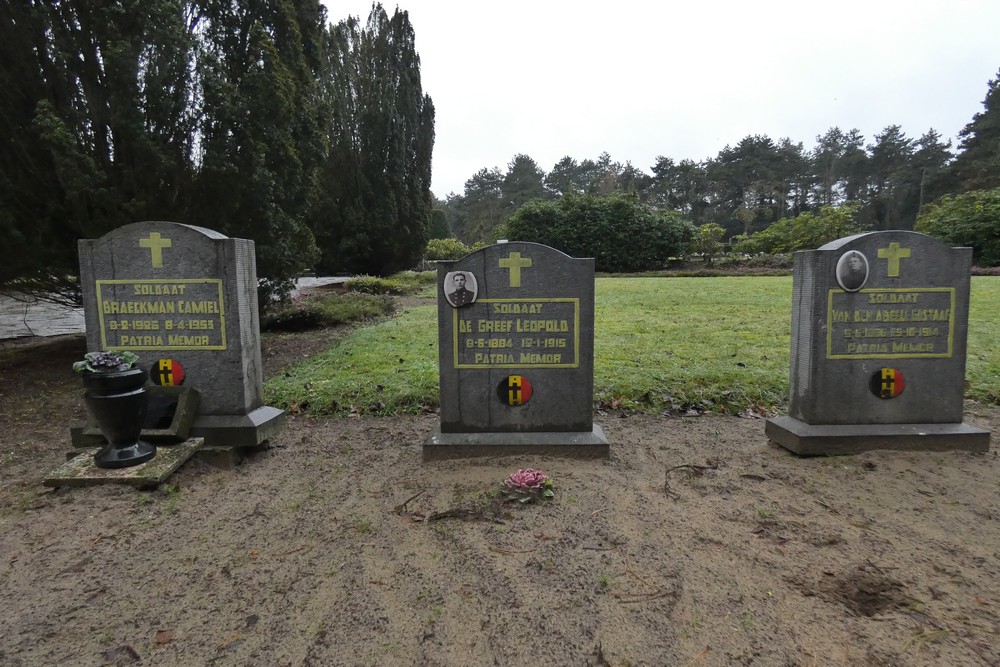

left=44, top=438, right=205, bottom=490
left=424, top=242, right=609, bottom=460
left=72, top=221, right=284, bottom=450
left=766, top=230, right=990, bottom=455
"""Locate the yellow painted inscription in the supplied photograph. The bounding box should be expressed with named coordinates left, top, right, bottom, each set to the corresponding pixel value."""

left=493, top=303, right=543, bottom=314
left=827, top=288, right=954, bottom=359
left=868, top=292, right=917, bottom=304
left=96, top=279, right=226, bottom=350
left=453, top=298, right=579, bottom=368
left=519, top=353, right=562, bottom=363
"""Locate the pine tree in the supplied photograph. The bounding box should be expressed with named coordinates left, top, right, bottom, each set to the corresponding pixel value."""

left=949, top=69, right=1000, bottom=192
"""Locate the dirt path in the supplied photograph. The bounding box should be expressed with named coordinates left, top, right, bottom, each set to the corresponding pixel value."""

left=1, top=332, right=998, bottom=666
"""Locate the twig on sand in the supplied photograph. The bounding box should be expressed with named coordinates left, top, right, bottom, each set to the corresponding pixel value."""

left=614, top=588, right=676, bottom=604
left=393, top=491, right=425, bottom=514
left=614, top=552, right=675, bottom=604
left=235, top=504, right=265, bottom=522
left=664, top=462, right=719, bottom=498
left=427, top=508, right=486, bottom=521
left=665, top=463, right=718, bottom=475
left=488, top=545, right=537, bottom=555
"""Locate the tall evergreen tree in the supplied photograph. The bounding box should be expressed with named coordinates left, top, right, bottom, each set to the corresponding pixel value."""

left=810, top=127, right=863, bottom=206
left=544, top=156, right=584, bottom=196
left=911, top=129, right=954, bottom=215
left=501, top=154, right=549, bottom=217
left=707, top=135, right=787, bottom=235
left=312, top=4, right=435, bottom=275
left=864, top=125, right=915, bottom=229
left=649, top=157, right=710, bottom=221
left=191, top=0, right=326, bottom=303
left=948, top=69, right=1000, bottom=192
left=0, top=0, right=196, bottom=303
left=457, top=167, right=503, bottom=243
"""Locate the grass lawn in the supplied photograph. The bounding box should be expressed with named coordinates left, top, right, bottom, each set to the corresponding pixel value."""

left=265, top=276, right=1000, bottom=416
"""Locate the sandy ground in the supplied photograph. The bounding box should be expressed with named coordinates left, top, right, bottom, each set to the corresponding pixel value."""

left=1, top=331, right=999, bottom=667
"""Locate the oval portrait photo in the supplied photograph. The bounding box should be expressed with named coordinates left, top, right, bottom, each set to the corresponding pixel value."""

left=444, top=270, right=478, bottom=307
left=836, top=250, right=869, bottom=292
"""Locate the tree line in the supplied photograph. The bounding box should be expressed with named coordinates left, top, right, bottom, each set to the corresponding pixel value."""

left=0, top=0, right=433, bottom=306
left=439, top=70, right=1000, bottom=249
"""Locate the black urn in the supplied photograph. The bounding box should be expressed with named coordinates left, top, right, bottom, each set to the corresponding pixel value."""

left=82, top=368, right=156, bottom=468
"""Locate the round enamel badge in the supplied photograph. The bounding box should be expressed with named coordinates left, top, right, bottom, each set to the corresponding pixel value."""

left=151, top=358, right=185, bottom=386
left=869, top=367, right=905, bottom=399
left=497, top=375, right=533, bottom=406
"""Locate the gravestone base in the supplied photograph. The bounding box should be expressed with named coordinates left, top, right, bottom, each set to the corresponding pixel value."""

left=45, top=438, right=204, bottom=489
left=189, top=406, right=285, bottom=448
left=766, top=415, right=990, bottom=456
left=423, top=424, right=610, bottom=461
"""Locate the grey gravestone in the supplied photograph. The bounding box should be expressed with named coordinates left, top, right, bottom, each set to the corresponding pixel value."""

left=72, top=221, right=284, bottom=449
left=424, top=242, right=609, bottom=459
left=766, top=230, right=990, bottom=455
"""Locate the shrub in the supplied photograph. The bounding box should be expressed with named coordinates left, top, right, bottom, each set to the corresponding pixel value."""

left=691, top=223, right=726, bottom=265
left=261, top=293, right=394, bottom=331
left=502, top=193, right=696, bottom=272
left=424, top=238, right=471, bottom=261
left=916, top=187, right=1000, bottom=266
left=733, top=203, right=866, bottom=254
left=344, top=275, right=409, bottom=295
left=715, top=253, right=793, bottom=271
left=389, top=270, right=436, bottom=288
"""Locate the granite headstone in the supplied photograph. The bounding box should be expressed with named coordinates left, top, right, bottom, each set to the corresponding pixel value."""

left=424, top=242, right=609, bottom=459
left=766, top=230, right=990, bottom=454
left=72, top=221, right=284, bottom=449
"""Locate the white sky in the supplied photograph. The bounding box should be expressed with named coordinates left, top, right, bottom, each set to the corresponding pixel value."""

left=323, top=0, right=1000, bottom=199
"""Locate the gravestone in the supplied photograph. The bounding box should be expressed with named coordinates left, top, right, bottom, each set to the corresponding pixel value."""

left=766, top=230, right=990, bottom=455
left=72, top=221, right=284, bottom=449
left=424, top=242, right=609, bottom=459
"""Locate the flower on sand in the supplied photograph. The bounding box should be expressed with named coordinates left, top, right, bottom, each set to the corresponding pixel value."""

left=502, top=468, right=554, bottom=502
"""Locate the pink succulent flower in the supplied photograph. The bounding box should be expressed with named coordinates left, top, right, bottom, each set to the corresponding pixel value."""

left=503, top=468, right=549, bottom=492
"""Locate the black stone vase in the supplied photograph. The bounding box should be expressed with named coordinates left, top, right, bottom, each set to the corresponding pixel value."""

left=82, top=368, right=156, bottom=468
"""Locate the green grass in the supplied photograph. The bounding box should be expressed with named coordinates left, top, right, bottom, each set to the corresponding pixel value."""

left=264, top=276, right=1000, bottom=416
left=265, top=307, right=438, bottom=415
left=594, top=276, right=791, bottom=412
left=967, top=276, right=1000, bottom=403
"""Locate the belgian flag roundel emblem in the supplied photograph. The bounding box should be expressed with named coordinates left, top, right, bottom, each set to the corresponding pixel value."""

left=152, top=358, right=185, bottom=386
left=869, top=367, right=905, bottom=399
left=497, top=375, right=533, bottom=406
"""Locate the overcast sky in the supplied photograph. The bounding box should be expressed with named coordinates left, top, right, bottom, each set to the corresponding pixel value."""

left=323, top=0, right=1000, bottom=199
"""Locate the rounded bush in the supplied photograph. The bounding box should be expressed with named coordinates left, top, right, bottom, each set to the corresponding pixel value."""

left=502, top=193, right=695, bottom=272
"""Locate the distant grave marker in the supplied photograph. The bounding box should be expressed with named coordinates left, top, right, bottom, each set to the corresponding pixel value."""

left=766, top=230, right=990, bottom=454
left=73, top=221, right=284, bottom=450
left=424, top=242, right=609, bottom=459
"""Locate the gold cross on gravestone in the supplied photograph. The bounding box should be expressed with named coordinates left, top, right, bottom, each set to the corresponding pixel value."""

left=877, top=242, right=911, bottom=277
left=498, top=251, right=532, bottom=287
left=139, top=232, right=172, bottom=268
